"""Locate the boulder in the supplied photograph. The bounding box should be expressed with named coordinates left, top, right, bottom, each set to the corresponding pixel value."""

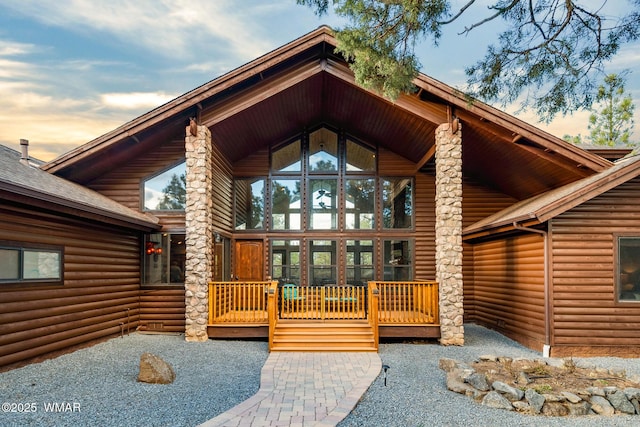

left=137, top=352, right=175, bottom=384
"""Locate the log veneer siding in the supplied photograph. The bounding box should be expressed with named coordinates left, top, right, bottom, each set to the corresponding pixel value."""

left=0, top=206, right=141, bottom=368
left=470, top=233, right=546, bottom=351
left=549, top=177, right=640, bottom=356
left=462, top=179, right=518, bottom=323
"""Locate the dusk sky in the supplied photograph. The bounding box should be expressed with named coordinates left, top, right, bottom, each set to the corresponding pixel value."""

left=1, top=0, right=638, bottom=162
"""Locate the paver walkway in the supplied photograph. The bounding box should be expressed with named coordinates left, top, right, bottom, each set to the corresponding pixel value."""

left=199, top=352, right=381, bottom=427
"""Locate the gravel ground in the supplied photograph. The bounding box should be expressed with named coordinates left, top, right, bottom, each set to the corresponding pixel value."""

left=0, top=324, right=639, bottom=427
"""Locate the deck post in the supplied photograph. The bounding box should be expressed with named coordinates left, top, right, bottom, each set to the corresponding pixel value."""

left=435, top=120, right=464, bottom=345
left=184, top=123, right=213, bottom=342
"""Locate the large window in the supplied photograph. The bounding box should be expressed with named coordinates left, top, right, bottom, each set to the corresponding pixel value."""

left=143, top=161, right=186, bottom=211
left=617, top=236, right=640, bottom=302
left=143, top=233, right=186, bottom=285
left=0, top=242, right=62, bottom=284
left=233, top=127, right=415, bottom=284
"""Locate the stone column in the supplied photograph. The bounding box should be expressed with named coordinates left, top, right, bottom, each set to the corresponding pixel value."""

left=184, top=124, right=213, bottom=342
left=435, top=120, right=464, bottom=346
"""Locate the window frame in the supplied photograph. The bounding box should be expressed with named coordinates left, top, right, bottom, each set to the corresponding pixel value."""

left=141, top=159, right=187, bottom=212
left=0, top=240, right=63, bottom=286
left=615, top=234, right=640, bottom=303
left=142, top=232, right=186, bottom=286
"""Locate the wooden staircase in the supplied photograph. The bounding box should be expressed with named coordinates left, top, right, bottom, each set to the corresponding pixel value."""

left=271, top=320, right=377, bottom=352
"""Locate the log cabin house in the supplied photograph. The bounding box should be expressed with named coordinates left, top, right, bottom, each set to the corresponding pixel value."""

left=2, top=26, right=639, bottom=368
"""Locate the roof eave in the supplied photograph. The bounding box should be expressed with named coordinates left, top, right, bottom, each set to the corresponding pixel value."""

left=0, top=183, right=161, bottom=231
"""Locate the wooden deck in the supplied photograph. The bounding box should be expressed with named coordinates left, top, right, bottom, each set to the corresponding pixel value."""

left=207, top=281, right=440, bottom=349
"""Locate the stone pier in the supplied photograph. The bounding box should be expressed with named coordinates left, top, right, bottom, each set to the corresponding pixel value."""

left=435, top=120, right=464, bottom=346
left=184, top=124, right=213, bottom=342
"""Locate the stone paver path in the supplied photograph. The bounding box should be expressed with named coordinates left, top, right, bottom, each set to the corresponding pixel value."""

left=199, top=352, right=381, bottom=427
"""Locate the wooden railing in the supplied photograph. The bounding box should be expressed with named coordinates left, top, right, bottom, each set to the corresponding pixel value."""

left=278, top=284, right=368, bottom=320
left=208, top=281, right=275, bottom=324
left=372, top=281, right=439, bottom=324
left=209, top=280, right=439, bottom=329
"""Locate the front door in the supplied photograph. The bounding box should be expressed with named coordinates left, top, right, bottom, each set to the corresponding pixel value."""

left=234, top=240, right=264, bottom=281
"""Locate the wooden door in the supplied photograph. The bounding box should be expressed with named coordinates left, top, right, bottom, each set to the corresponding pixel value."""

left=234, top=240, right=264, bottom=281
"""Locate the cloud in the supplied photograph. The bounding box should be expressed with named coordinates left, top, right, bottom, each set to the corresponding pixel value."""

left=0, top=0, right=280, bottom=62
left=101, top=92, right=178, bottom=110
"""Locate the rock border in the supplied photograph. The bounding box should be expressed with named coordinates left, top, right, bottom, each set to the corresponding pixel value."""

left=440, top=356, right=640, bottom=417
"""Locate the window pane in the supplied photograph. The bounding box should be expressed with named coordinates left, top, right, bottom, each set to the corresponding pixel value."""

left=310, top=179, right=337, bottom=229
left=23, top=250, right=61, bottom=280
left=345, top=179, right=375, bottom=229
left=235, top=178, right=264, bottom=230
left=382, top=178, right=413, bottom=228
left=619, top=237, right=640, bottom=301
left=346, top=139, right=376, bottom=172
left=272, top=179, right=301, bottom=230
left=272, top=139, right=301, bottom=172
left=272, top=240, right=300, bottom=283
left=0, top=248, right=20, bottom=280
left=309, top=240, right=337, bottom=286
left=383, top=240, right=412, bottom=281
left=346, top=240, right=374, bottom=285
left=144, top=233, right=185, bottom=285
left=143, top=162, right=186, bottom=210
left=309, top=128, right=338, bottom=172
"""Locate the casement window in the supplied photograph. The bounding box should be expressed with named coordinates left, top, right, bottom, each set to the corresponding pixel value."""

left=617, top=236, right=640, bottom=302
left=0, top=242, right=63, bottom=284
left=143, top=233, right=186, bottom=285
left=142, top=160, right=186, bottom=211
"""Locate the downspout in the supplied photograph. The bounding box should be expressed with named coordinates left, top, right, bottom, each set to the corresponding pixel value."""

left=513, top=221, right=551, bottom=358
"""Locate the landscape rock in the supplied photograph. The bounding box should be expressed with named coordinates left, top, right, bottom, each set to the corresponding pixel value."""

left=524, top=389, right=545, bottom=414
left=590, top=395, right=615, bottom=416
left=541, top=402, right=569, bottom=416
left=441, top=356, right=640, bottom=419
left=137, top=352, right=175, bottom=384
left=466, top=373, right=490, bottom=391
left=492, top=381, right=524, bottom=401
left=566, top=401, right=592, bottom=416
left=482, top=391, right=513, bottom=411
left=560, top=391, right=582, bottom=404
left=607, top=388, right=636, bottom=414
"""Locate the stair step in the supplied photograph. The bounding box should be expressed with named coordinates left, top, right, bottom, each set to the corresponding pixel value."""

left=271, top=320, right=377, bottom=352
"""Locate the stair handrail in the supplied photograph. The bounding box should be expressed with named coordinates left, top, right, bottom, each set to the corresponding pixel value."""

left=267, top=280, right=278, bottom=351
left=367, top=281, right=379, bottom=350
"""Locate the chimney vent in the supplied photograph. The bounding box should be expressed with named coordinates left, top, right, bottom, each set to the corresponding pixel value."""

left=20, top=139, right=30, bottom=165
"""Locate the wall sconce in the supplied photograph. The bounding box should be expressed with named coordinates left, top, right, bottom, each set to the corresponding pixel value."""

left=214, top=232, right=222, bottom=243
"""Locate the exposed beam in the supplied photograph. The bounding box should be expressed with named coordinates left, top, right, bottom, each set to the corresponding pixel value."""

left=413, top=144, right=436, bottom=173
